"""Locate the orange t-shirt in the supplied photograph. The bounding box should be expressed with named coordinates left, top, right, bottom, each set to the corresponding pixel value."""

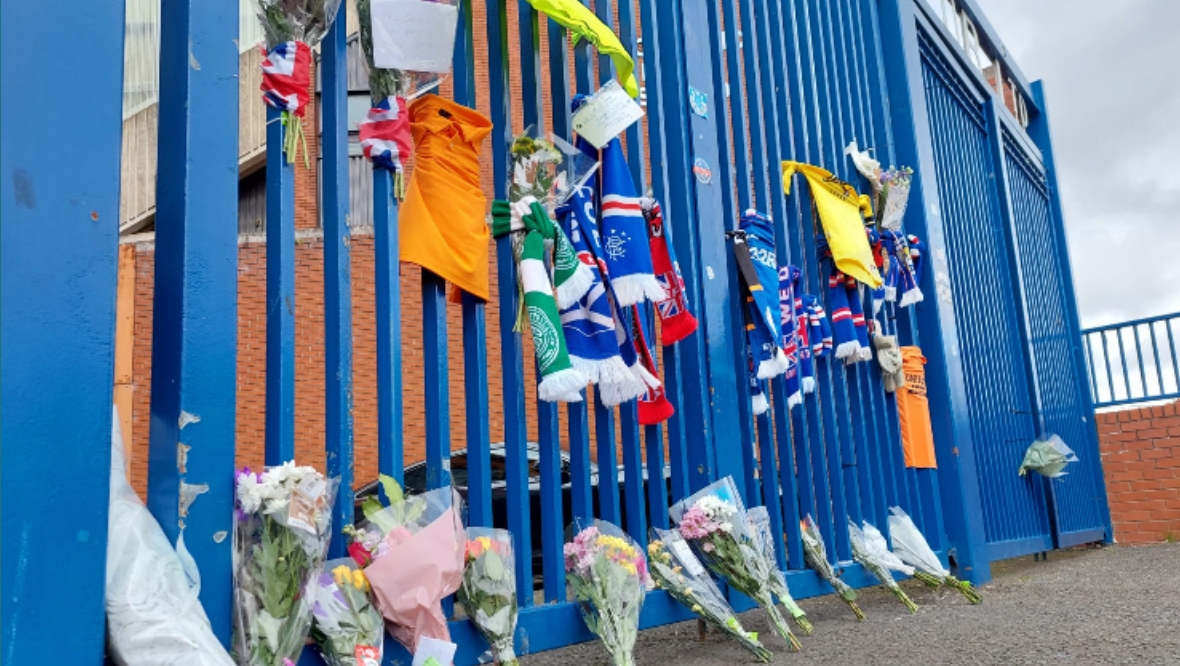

left=399, top=95, right=493, bottom=301
left=897, top=346, right=937, bottom=468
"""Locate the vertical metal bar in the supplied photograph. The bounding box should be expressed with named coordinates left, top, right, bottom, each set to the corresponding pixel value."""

left=637, top=0, right=692, bottom=505
left=145, top=0, right=239, bottom=639
left=452, top=0, right=491, bottom=529
left=1115, top=328, right=1131, bottom=401
left=373, top=170, right=403, bottom=486
left=265, top=106, right=296, bottom=465
left=515, top=0, right=563, bottom=603
left=3, top=0, right=136, bottom=657
left=486, top=0, right=533, bottom=605
left=1102, top=331, right=1116, bottom=406
left=1168, top=320, right=1180, bottom=395
left=596, top=400, right=622, bottom=524
left=1133, top=325, right=1149, bottom=399
left=1149, top=323, right=1163, bottom=397
left=422, top=273, right=451, bottom=490
left=616, top=0, right=647, bottom=188
left=620, top=404, right=649, bottom=545
left=676, top=0, right=742, bottom=495
left=1084, top=334, right=1100, bottom=405
left=321, top=2, right=354, bottom=557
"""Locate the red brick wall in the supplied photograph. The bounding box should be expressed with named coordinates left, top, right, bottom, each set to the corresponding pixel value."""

left=1098, top=400, right=1180, bottom=544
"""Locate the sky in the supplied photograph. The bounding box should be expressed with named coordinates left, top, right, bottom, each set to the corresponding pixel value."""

left=974, top=0, right=1180, bottom=328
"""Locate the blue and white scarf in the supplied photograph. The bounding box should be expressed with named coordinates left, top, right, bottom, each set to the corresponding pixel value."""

left=779, top=265, right=803, bottom=409
left=598, top=138, right=666, bottom=308
left=737, top=211, right=789, bottom=378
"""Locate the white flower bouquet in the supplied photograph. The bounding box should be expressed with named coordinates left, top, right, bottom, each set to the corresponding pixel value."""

left=232, top=462, right=339, bottom=666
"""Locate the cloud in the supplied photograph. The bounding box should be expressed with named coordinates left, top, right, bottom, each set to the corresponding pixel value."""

left=976, top=0, right=1180, bottom=326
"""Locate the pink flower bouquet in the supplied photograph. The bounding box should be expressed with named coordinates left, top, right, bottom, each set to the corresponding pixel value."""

left=670, top=478, right=801, bottom=651
left=564, top=520, right=649, bottom=666
left=345, top=475, right=465, bottom=654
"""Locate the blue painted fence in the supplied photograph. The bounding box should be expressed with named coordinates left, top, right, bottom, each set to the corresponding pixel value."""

left=1, top=0, right=1112, bottom=662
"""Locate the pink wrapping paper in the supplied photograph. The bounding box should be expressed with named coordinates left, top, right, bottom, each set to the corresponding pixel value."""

left=365, top=507, right=465, bottom=653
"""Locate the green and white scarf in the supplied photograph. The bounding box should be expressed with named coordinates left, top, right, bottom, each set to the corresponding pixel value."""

left=492, top=198, right=589, bottom=402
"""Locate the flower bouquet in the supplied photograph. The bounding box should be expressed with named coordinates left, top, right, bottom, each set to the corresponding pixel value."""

left=345, top=475, right=466, bottom=653
left=744, top=507, right=813, bottom=635
left=310, top=559, right=384, bottom=666
left=232, top=463, right=339, bottom=666
left=648, top=528, right=772, bottom=662
left=888, top=507, right=982, bottom=603
left=457, top=528, right=519, bottom=666
left=848, top=520, right=918, bottom=613
left=799, top=516, right=864, bottom=620
left=253, top=0, right=343, bottom=165
left=876, top=166, right=914, bottom=231
left=670, top=478, right=801, bottom=651
left=564, top=519, right=648, bottom=666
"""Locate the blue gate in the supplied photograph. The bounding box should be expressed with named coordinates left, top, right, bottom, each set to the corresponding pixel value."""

left=2, top=0, right=1111, bottom=662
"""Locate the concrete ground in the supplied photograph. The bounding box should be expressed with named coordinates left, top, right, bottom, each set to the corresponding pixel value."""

left=522, top=543, right=1180, bottom=665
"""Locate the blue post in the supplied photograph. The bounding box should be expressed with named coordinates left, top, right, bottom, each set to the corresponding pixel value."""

left=374, top=170, right=404, bottom=487
left=147, top=0, right=241, bottom=640
left=1028, top=80, right=1114, bottom=542
left=1, top=0, right=129, bottom=658
left=321, top=2, right=354, bottom=557
left=265, top=106, right=297, bottom=465
left=877, top=0, right=991, bottom=583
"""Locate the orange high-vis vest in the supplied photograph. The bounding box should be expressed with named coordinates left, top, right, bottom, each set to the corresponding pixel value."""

left=897, top=346, right=937, bottom=468
left=399, top=95, right=493, bottom=301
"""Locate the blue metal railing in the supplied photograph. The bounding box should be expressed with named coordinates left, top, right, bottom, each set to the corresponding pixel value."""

left=1083, top=313, right=1180, bottom=409
left=3, top=0, right=1113, bottom=662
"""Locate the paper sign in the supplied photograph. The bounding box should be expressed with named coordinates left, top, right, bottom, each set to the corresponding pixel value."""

left=412, top=636, right=458, bottom=666
left=669, top=539, right=706, bottom=577
left=287, top=475, right=327, bottom=534
left=372, top=0, right=459, bottom=74
left=572, top=79, right=645, bottom=149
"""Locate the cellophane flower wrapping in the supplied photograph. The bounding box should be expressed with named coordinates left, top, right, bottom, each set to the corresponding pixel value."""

left=648, top=528, right=771, bottom=662
left=876, top=166, right=913, bottom=231
left=745, top=507, right=812, bottom=635
left=252, top=0, right=343, bottom=47
left=310, top=558, right=384, bottom=666
left=232, top=463, right=339, bottom=666
left=564, top=519, right=648, bottom=666
left=457, top=528, right=519, bottom=666
left=887, top=507, right=982, bottom=603
left=349, top=482, right=465, bottom=653
left=670, top=478, right=799, bottom=650
left=799, top=515, right=863, bottom=620
left=509, top=127, right=598, bottom=212
left=106, top=406, right=234, bottom=666
left=848, top=520, right=918, bottom=613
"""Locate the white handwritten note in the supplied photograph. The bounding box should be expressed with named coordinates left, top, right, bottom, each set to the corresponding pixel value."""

left=372, top=0, right=459, bottom=74
left=412, top=636, right=457, bottom=666
left=572, top=79, right=645, bottom=149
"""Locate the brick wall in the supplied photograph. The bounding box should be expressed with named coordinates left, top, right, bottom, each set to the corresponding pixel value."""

left=1098, top=400, right=1180, bottom=544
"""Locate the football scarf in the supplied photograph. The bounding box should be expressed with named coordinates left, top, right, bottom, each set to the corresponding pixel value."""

left=557, top=146, right=648, bottom=406
left=779, top=265, right=804, bottom=409
left=881, top=230, right=923, bottom=308
left=907, top=234, right=926, bottom=304
left=803, top=294, right=833, bottom=360
left=641, top=198, right=699, bottom=345
left=736, top=211, right=790, bottom=378
left=491, top=199, right=587, bottom=402
left=843, top=272, right=873, bottom=363
left=632, top=307, right=673, bottom=424
left=598, top=139, right=666, bottom=307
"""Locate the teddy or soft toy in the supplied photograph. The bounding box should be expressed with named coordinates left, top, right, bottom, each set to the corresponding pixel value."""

left=874, top=333, right=905, bottom=392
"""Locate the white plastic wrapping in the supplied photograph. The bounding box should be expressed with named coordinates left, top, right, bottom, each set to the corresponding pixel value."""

left=886, top=507, right=949, bottom=578
left=860, top=521, right=914, bottom=576
left=105, top=406, right=234, bottom=666
left=745, top=507, right=812, bottom=634
left=849, top=520, right=918, bottom=613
